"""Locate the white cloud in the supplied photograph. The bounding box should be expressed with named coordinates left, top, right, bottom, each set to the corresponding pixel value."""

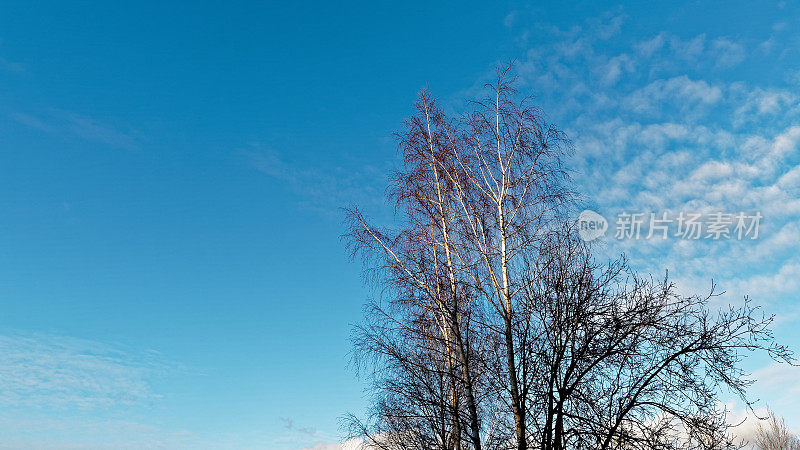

left=711, top=38, right=746, bottom=68
left=778, top=165, right=800, bottom=189
left=750, top=362, right=800, bottom=397
left=770, top=125, right=800, bottom=158
left=624, top=76, right=723, bottom=114
left=301, top=438, right=367, bottom=450
left=734, top=88, right=797, bottom=121
left=730, top=260, right=800, bottom=300
left=635, top=33, right=666, bottom=58
left=597, top=54, right=634, bottom=86
left=668, top=34, right=706, bottom=61
left=593, top=14, right=625, bottom=40
left=694, top=160, right=735, bottom=180
left=511, top=14, right=800, bottom=327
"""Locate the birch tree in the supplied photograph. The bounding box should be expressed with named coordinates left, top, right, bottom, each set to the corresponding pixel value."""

left=346, top=91, right=488, bottom=449
left=751, top=412, right=800, bottom=450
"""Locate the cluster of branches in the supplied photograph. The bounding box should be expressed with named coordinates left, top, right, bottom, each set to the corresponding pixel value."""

left=345, top=69, right=794, bottom=450
left=751, top=411, right=800, bottom=450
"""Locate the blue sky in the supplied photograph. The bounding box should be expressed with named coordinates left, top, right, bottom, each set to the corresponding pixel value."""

left=1, top=1, right=799, bottom=448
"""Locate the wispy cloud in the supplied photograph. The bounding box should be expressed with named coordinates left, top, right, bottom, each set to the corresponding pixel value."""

left=300, top=438, right=367, bottom=450
left=0, top=332, right=169, bottom=410
left=507, top=12, right=800, bottom=400
left=710, top=38, right=747, bottom=69
left=246, top=144, right=391, bottom=220
left=280, top=416, right=318, bottom=436
left=0, top=415, right=203, bottom=450
left=10, top=110, right=139, bottom=150
left=0, top=332, right=202, bottom=449
left=269, top=415, right=346, bottom=449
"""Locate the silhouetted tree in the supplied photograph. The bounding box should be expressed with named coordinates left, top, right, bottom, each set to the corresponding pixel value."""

left=518, top=227, right=790, bottom=450
left=346, top=67, right=794, bottom=450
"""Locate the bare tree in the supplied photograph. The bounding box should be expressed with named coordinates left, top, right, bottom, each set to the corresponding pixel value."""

left=347, top=68, right=573, bottom=449
left=750, top=412, right=800, bottom=450
left=451, top=68, right=573, bottom=450
left=346, top=91, right=490, bottom=450
left=518, top=227, right=792, bottom=450
left=345, top=67, right=794, bottom=450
